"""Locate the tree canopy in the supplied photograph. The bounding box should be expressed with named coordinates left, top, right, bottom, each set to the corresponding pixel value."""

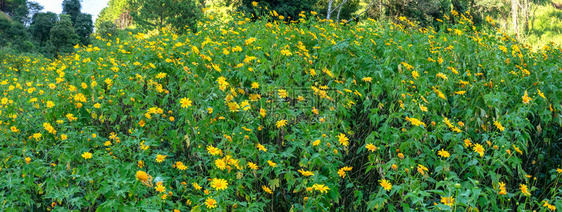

left=129, top=0, right=201, bottom=33
left=62, top=0, right=81, bottom=24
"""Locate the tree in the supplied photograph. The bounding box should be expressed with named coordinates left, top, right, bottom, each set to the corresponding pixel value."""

left=74, top=13, right=93, bottom=45
left=1, top=0, right=28, bottom=24
left=62, top=0, right=81, bottom=24
left=129, top=0, right=201, bottom=33
left=49, top=14, right=78, bottom=56
left=512, top=0, right=519, bottom=37
left=29, top=12, right=57, bottom=45
left=97, top=20, right=117, bottom=39
left=24, top=1, right=43, bottom=25
left=228, top=0, right=319, bottom=20
left=318, top=0, right=360, bottom=21
left=95, top=0, right=133, bottom=30
left=0, top=15, right=33, bottom=51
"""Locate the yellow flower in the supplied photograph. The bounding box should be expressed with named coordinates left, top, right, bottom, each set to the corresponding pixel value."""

left=82, top=152, right=92, bottom=159
left=175, top=161, right=188, bottom=170
left=210, top=178, right=228, bottom=190
left=435, top=89, right=446, bottom=100
left=437, top=149, right=450, bottom=158
left=498, top=182, right=507, bottom=195
left=155, top=182, right=166, bottom=192
left=520, top=184, right=530, bottom=196
left=136, top=170, right=148, bottom=182
left=473, top=144, right=485, bottom=157
left=557, top=168, right=562, bottom=173
left=248, top=162, right=258, bottom=170
left=380, top=179, right=392, bottom=191
left=94, top=103, right=101, bottom=108
left=205, top=197, right=217, bottom=209
left=362, top=77, right=372, bottom=82
left=46, top=101, right=55, bottom=108
left=513, top=145, right=523, bottom=155
left=419, top=104, right=427, bottom=112
left=436, top=72, right=448, bottom=80
left=192, top=182, right=202, bottom=190
left=179, top=98, right=192, bottom=108
left=338, top=133, right=349, bottom=146
left=260, top=108, right=267, bottom=117
left=245, top=37, right=256, bottom=45
left=440, top=196, right=455, bottom=206
left=298, top=169, right=314, bottom=177
left=312, top=139, right=321, bottom=146
left=262, top=185, right=273, bottom=194
left=256, top=143, right=267, bottom=152
left=25, top=157, right=31, bottom=164
left=276, top=119, right=287, bottom=128
left=251, top=82, right=259, bottom=89
left=155, top=154, right=167, bottom=163
left=240, top=100, right=251, bottom=111
left=267, top=160, right=277, bottom=167
left=338, top=166, right=352, bottom=178
left=277, top=89, right=288, bottom=98
left=417, top=164, right=429, bottom=175
left=522, top=90, right=532, bottom=104
left=407, top=117, right=426, bottom=127
left=412, top=71, right=419, bottom=79
left=280, top=49, right=292, bottom=56
left=32, top=133, right=42, bottom=141
left=206, top=145, right=222, bottom=156
left=543, top=200, right=556, bottom=211
left=215, top=158, right=227, bottom=170
left=494, top=120, right=505, bottom=132
left=463, top=139, right=472, bottom=147
left=312, top=184, right=330, bottom=193
left=365, top=143, right=377, bottom=152
left=537, top=89, right=546, bottom=99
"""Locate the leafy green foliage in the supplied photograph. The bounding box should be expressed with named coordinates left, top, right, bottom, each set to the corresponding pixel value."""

left=232, top=0, right=319, bottom=20
left=129, top=0, right=201, bottom=33
left=0, top=14, right=33, bottom=51
left=0, top=0, right=28, bottom=23
left=96, top=20, right=118, bottom=39
left=29, top=12, right=57, bottom=45
left=526, top=4, right=562, bottom=48
left=316, top=0, right=360, bottom=21
left=49, top=14, right=78, bottom=56
left=74, top=13, right=93, bottom=45
left=62, top=0, right=81, bottom=24
left=95, top=0, right=133, bottom=30
left=1, top=8, right=562, bottom=212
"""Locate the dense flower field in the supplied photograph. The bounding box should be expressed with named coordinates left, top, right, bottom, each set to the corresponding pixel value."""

left=1, top=7, right=562, bottom=211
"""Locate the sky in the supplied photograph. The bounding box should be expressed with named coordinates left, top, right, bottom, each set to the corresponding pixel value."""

left=33, top=0, right=111, bottom=22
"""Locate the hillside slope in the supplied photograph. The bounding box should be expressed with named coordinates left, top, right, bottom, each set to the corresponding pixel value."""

left=1, top=9, right=562, bottom=211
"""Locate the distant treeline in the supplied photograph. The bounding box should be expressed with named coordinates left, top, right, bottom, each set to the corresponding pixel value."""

left=0, top=0, right=93, bottom=57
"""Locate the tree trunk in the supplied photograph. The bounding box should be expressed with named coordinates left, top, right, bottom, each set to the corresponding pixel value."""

left=523, top=0, right=529, bottom=33
left=512, top=0, right=519, bottom=38
left=327, top=0, right=333, bottom=20
left=336, top=0, right=348, bottom=22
